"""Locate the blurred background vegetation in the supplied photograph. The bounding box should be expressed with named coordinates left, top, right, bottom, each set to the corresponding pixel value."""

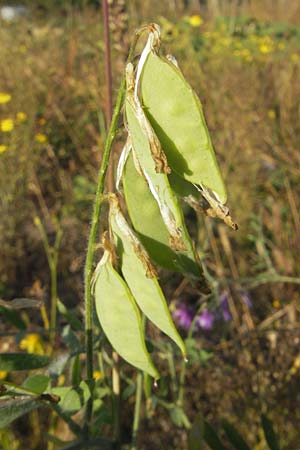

left=0, top=0, right=300, bottom=449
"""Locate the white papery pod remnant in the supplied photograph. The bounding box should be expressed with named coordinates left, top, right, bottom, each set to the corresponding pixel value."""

left=194, top=184, right=238, bottom=230
left=109, top=195, right=158, bottom=278
left=116, top=137, right=132, bottom=191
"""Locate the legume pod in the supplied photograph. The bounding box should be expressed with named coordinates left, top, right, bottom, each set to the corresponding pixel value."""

left=109, top=195, right=186, bottom=357
left=125, top=63, right=185, bottom=251
left=93, top=247, right=159, bottom=379
left=123, top=150, right=202, bottom=277
left=138, top=28, right=227, bottom=204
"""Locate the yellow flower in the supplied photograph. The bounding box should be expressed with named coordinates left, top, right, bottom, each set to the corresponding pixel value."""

left=220, top=37, right=231, bottom=47
left=241, top=48, right=250, bottom=57
left=58, top=374, right=66, bottom=386
left=35, top=133, right=48, bottom=144
left=244, top=55, right=253, bottom=62
left=0, top=371, right=7, bottom=379
left=38, top=117, right=46, bottom=126
left=0, top=118, right=14, bottom=132
left=188, top=15, right=203, bottom=27
left=259, top=44, right=272, bottom=54
left=20, top=333, right=44, bottom=354
left=0, top=93, right=12, bottom=104
left=0, top=145, right=7, bottom=154
left=16, top=112, right=27, bottom=123
left=19, top=45, right=27, bottom=54
left=291, top=53, right=299, bottom=63
left=272, top=299, right=280, bottom=308
left=268, top=109, right=276, bottom=119
left=93, top=371, right=103, bottom=381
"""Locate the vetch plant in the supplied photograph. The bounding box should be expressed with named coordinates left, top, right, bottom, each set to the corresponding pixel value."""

left=0, top=22, right=237, bottom=449
left=87, top=21, right=237, bottom=442
left=91, top=22, right=236, bottom=380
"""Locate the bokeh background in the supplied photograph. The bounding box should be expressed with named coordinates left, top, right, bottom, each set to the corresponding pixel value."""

left=0, top=0, right=300, bottom=449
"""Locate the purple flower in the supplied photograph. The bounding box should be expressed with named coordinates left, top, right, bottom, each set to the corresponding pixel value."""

left=220, top=291, right=232, bottom=322
left=173, top=304, right=193, bottom=330
left=196, top=309, right=215, bottom=330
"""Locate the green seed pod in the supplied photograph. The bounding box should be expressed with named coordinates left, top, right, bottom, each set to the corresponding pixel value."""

left=123, top=150, right=202, bottom=277
left=109, top=195, right=186, bottom=357
left=93, top=247, right=159, bottom=379
left=138, top=26, right=227, bottom=204
left=125, top=63, right=185, bottom=251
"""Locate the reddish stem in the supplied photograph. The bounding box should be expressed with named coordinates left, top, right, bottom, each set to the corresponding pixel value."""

left=102, top=0, right=114, bottom=192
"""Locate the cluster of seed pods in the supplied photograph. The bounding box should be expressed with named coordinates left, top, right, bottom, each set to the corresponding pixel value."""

left=93, top=24, right=236, bottom=378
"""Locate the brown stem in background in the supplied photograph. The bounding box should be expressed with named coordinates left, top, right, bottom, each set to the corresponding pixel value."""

left=102, top=0, right=121, bottom=444
left=102, top=0, right=114, bottom=192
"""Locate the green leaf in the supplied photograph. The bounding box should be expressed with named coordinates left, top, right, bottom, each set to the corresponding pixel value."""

left=93, top=248, right=159, bottom=379
left=50, top=382, right=91, bottom=416
left=204, top=421, right=228, bottom=450
left=169, top=406, right=190, bottom=428
left=0, top=398, right=42, bottom=428
left=22, top=374, right=50, bottom=394
left=188, top=413, right=204, bottom=450
left=140, top=48, right=227, bottom=203
left=0, top=353, right=49, bottom=371
left=121, top=383, right=136, bottom=401
left=261, top=414, right=280, bottom=450
left=62, top=325, right=81, bottom=351
left=60, top=389, right=81, bottom=416
left=109, top=195, right=186, bottom=357
left=222, top=419, right=251, bottom=450
left=123, top=151, right=202, bottom=277
left=57, top=299, right=83, bottom=331
left=71, top=355, right=81, bottom=387
left=0, top=306, right=26, bottom=330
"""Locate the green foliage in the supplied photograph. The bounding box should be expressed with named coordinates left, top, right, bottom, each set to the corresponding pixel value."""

left=0, top=353, right=49, bottom=371
left=222, top=420, right=251, bottom=450
left=22, top=374, right=50, bottom=394
left=0, top=398, right=42, bottom=429
left=203, top=421, right=228, bottom=450
left=261, top=414, right=280, bottom=450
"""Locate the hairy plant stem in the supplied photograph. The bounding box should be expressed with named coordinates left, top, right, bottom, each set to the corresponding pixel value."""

left=102, top=2, right=122, bottom=443
left=83, top=26, right=146, bottom=431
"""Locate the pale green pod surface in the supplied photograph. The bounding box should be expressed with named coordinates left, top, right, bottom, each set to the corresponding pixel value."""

left=125, top=98, right=185, bottom=251
left=109, top=198, right=186, bottom=356
left=93, top=252, right=159, bottom=379
left=140, top=51, right=227, bottom=204
left=123, top=151, right=202, bottom=277
left=168, top=171, right=200, bottom=199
